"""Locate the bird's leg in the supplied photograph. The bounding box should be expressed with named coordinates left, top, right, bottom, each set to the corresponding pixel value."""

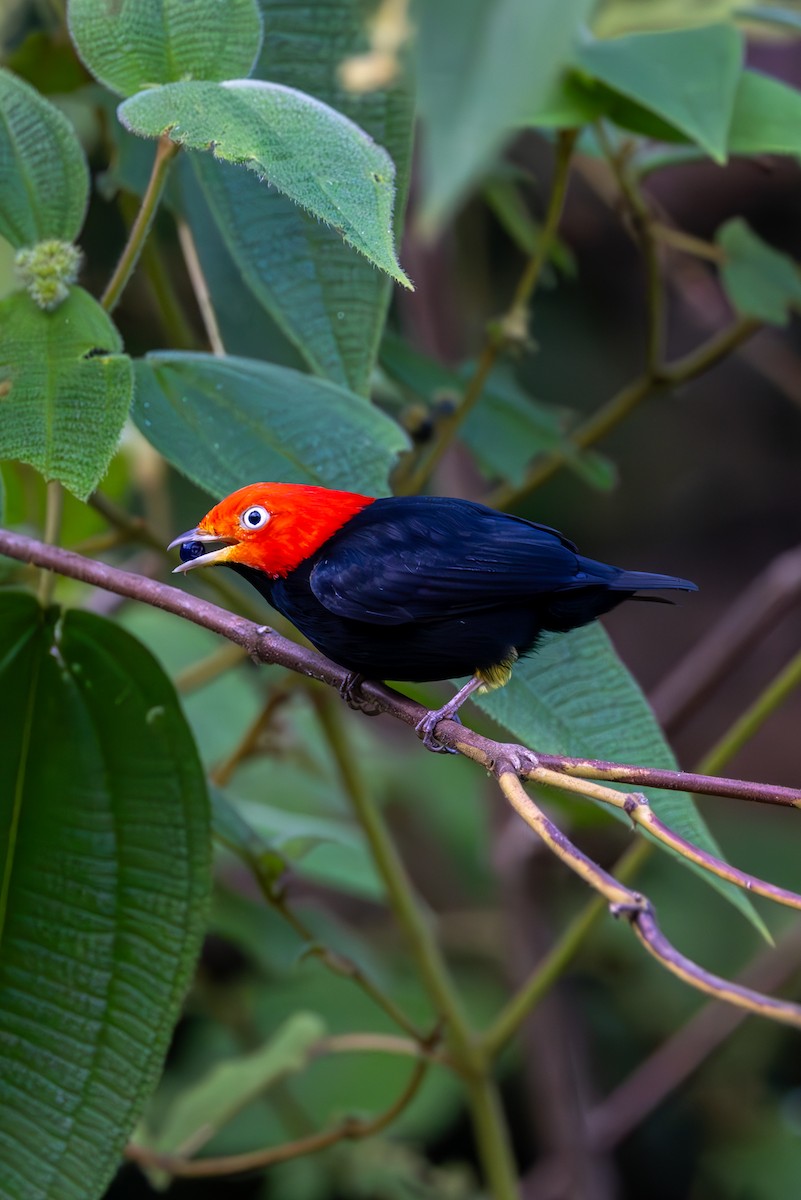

left=339, top=671, right=383, bottom=716
left=415, top=676, right=484, bottom=753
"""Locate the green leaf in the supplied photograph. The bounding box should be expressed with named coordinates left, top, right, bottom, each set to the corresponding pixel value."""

left=416, top=0, right=592, bottom=231
left=728, top=69, right=801, bottom=156
left=67, top=0, right=263, bottom=98
left=0, top=288, right=133, bottom=500
left=119, top=79, right=410, bottom=287
left=471, top=623, right=768, bottom=936
left=717, top=217, right=801, bottom=325
left=576, top=24, right=743, bottom=162
left=0, top=68, right=89, bottom=247
left=133, top=352, right=409, bottom=498
left=0, top=592, right=211, bottom=1200
left=182, top=0, right=415, bottom=395
left=526, top=71, right=608, bottom=129
left=148, top=1013, right=325, bottom=1158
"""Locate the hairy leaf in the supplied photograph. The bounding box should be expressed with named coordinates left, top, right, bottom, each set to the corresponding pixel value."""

left=67, top=0, right=263, bottom=97
left=576, top=24, right=743, bottom=162
left=0, top=592, right=211, bottom=1200
left=0, top=68, right=89, bottom=247
left=717, top=218, right=801, bottom=326
left=184, top=0, right=416, bottom=394
left=0, top=288, right=133, bottom=499
left=119, top=80, right=409, bottom=287
left=416, top=0, right=592, bottom=231
left=133, top=352, right=409, bottom=498
left=471, top=623, right=768, bottom=936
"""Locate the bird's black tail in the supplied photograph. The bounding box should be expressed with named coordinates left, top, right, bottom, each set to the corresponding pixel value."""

left=606, top=569, right=698, bottom=594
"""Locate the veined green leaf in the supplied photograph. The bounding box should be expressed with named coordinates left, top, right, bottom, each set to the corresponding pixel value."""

left=0, top=68, right=89, bottom=247
left=576, top=24, right=743, bottom=162
left=0, top=592, right=211, bottom=1200
left=471, top=623, right=768, bottom=937
left=183, top=0, right=415, bottom=394
left=119, top=79, right=410, bottom=287
left=67, top=0, right=263, bottom=97
left=0, top=288, right=133, bottom=500
left=133, top=352, right=409, bottom=498
left=717, top=217, right=801, bottom=325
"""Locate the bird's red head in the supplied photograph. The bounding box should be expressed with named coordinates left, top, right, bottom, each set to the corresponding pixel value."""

left=169, top=482, right=375, bottom=578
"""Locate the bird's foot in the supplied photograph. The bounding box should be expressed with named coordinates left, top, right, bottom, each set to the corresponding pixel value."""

left=339, top=672, right=383, bottom=716
left=415, top=706, right=463, bottom=754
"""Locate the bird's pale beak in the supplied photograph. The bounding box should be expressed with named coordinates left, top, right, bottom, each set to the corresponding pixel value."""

left=168, top=527, right=239, bottom=574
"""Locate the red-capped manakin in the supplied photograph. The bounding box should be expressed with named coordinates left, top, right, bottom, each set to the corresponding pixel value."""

left=169, top=483, right=696, bottom=749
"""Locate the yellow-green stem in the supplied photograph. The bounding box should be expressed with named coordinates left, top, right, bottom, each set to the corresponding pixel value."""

left=314, top=694, right=520, bottom=1198
left=101, top=137, right=180, bottom=313
left=37, top=480, right=64, bottom=605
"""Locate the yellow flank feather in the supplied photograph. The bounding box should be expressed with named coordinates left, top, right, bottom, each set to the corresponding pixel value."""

left=476, top=649, right=519, bottom=692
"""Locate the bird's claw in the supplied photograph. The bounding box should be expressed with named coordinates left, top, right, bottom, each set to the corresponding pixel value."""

left=339, top=672, right=382, bottom=716
left=415, top=707, right=462, bottom=754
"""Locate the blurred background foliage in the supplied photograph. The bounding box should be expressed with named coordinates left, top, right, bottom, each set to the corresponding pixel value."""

left=3, top=0, right=801, bottom=1198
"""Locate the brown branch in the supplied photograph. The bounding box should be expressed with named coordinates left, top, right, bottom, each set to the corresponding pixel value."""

left=524, top=766, right=801, bottom=915
left=530, top=752, right=801, bottom=809
left=587, top=921, right=801, bottom=1151
left=124, top=1055, right=428, bottom=1179
left=3, top=527, right=800, bottom=811
left=494, top=769, right=801, bottom=1032
left=5, top=527, right=801, bottom=1038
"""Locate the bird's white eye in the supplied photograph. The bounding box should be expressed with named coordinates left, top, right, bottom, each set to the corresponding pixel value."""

left=240, top=504, right=271, bottom=531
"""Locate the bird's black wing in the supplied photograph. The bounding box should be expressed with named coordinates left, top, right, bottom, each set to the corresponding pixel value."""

left=308, top=497, right=584, bottom=626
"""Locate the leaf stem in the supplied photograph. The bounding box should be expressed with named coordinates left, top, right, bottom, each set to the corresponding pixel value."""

left=397, top=128, right=578, bottom=496
left=37, top=480, right=64, bottom=605
left=313, top=693, right=520, bottom=1198
left=101, top=137, right=180, bottom=313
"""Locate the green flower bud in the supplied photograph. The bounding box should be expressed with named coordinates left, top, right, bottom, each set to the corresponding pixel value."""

left=15, top=240, right=82, bottom=311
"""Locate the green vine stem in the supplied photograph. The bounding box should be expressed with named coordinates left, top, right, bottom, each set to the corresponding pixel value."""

left=101, top=136, right=180, bottom=313
left=37, top=480, right=64, bottom=606
left=313, top=693, right=520, bottom=1200
left=397, top=128, right=579, bottom=497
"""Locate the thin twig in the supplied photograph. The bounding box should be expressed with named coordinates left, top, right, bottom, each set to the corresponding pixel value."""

left=177, top=219, right=225, bottom=355
left=526, top=765, right=801, bottom=914
left=530, top=752, right=801, bottom=808
left=587, top=921, right=801, bottom=1151
left=101, top=137, right=180, bottom=313
left=494, top=770, right=801, bottom=1031
left=124, top=1056, right=428, bottom=1179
